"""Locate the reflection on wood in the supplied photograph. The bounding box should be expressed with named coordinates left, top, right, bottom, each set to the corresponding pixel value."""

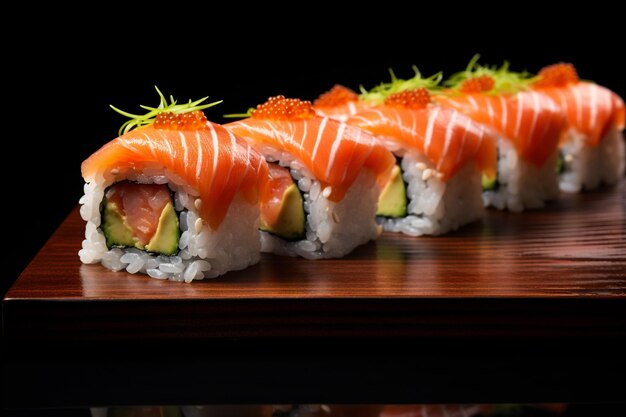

left=3, top=182, right=625, bottom=341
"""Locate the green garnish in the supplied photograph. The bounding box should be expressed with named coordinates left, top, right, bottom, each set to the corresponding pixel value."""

left=556, top=150, right=567, bottom=174
left=359, top=65, right=443, bottom=105
left=444, top=54, right=533, bottom=94
left=223, top=108, right=255, bottom=119
left=110, top=86, right=222, bottom=135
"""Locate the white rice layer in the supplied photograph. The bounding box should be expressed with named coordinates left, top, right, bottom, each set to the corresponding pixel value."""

left=483, top=137, right=560, bottom=212
left=559, top=125, right=625, bottom=193
left=378, top=151, right=484, bottom=236
left=259, top=151, right=381, bottom=259
left=78, top=168, right=260, bottom=282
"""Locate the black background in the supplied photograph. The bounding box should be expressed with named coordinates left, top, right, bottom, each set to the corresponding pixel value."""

left=3, top=7, right=626, bottom=416
left=4, top=12, right=625, bottom=296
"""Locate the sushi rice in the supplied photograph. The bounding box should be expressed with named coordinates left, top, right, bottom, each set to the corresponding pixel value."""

left=378, top=151, right=484, bottom=236
left=79, top=167, right=261, bottom=282
left=258, top=149, right=380, bottom=260
left=559, top=125, right=625, bottom=193
left=483, top=138, right=560, bottom=212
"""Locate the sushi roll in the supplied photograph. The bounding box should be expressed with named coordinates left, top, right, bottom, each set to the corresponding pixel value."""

left=79, top=89, right=268, bottom=282
left=531, top=63, right=625, bottom=192
left=345, top=72, right=498, bottom=236
left=434, top=57, right=568, bottom=212
left=226, top=95, right=395, bottom=259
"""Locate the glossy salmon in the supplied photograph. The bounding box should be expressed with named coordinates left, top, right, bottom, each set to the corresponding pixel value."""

left=313, top=84, right=371, bottom=122
left=434, top=58, right=568, bottom=168
left=226, top=95, right=395, bottom=202
left=347, top=89, right=498, bottom=180
left=532, top=62, right=625, bottom=146
left=82, top=113, right=268, bottom=231
left=434, top=90, right=567, bottom=167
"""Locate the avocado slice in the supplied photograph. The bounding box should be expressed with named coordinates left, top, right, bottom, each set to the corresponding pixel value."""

left=377, top=164, right=408, bottom=218
left=145, top=201, right=180, bottom=255
left=102, top=200, right=137, bottom=249
left=101, top=190, right=180, bottom=255
left=260, top=182, right=306, bottom=240
left=556, top=150, right=566, bottom=174
left=481, top=173, right=499, bottom=191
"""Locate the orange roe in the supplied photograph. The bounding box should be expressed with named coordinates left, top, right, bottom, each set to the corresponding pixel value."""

left=384, top=88, right=431, bottom=109
left=534, top=63, right=579, bottom=87
left=459, top=75, right=495, bottom=93
left=153, top=110, right=208, bottom=130
left=251, top=95, right=317, bottom=120
left=314, top=84, right=359, bottom=107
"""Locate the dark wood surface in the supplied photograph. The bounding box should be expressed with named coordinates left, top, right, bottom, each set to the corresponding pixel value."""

left=3, top=182, right=626, bottom=408
left=3, top=181, right=626, bottom=341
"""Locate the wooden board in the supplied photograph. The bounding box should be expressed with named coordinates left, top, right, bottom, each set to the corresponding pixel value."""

left=3, top=182, right=626, bottom=408
left=3, top=182, right=625, bottom=342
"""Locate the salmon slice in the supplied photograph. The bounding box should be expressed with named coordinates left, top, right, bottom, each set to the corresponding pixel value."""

left=434, top=90, right=567, bottom=167
left=314, top=84, right=371, bottom=121
left=226, top=96, right=395, bottom=202
left=531, top=65, right=625, bottom=146
left=347, top=99, right=498, bottom=180
left=105, top=182, right=171, bottom=245
left=82, top=113, right=268, bottom=231
left=259, top=163, right=306, bottom=240
left=544, top=82, right=626, bottom=146
left=433, top=57, right=568, bottom=168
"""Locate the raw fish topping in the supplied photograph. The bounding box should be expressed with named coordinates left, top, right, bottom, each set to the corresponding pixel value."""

left=153, top=110, right=208, bottom=131
left=314, top=85, right=359, bottom=106
left=383, top=88, right=431, bottom=109
left=251, top=95, right=317, bottom=120
left=533, top=63, right=579, bottom=87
